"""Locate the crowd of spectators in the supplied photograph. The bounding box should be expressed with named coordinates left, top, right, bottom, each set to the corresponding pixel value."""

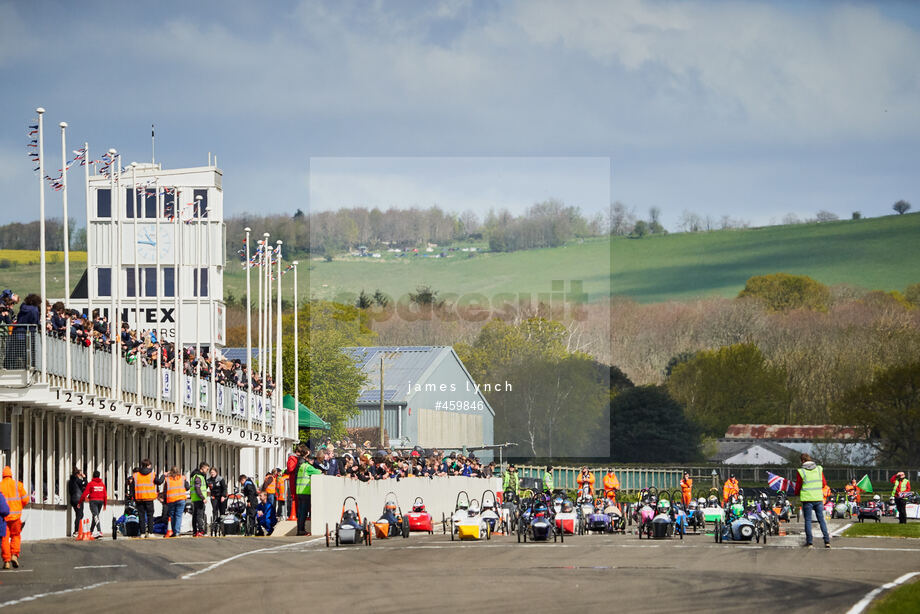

left=1, top=289, right=274, bottom=397
left=306, top=437, right=496, bottom=481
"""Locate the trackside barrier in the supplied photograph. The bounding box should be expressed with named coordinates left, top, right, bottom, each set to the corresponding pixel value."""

left=517, top=465, right=920, bottom=494
left=310, top=475, right=502, bottom=533
left=518, top=466, right=683, bottom=493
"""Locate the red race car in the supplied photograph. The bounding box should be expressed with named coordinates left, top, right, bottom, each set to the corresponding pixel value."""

left=406, top=496, right=434, bottom=533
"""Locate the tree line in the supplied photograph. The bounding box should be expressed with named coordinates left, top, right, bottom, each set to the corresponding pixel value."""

left=222, top=200, right=606, bottom=257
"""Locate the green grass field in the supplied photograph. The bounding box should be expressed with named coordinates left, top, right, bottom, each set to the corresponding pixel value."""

left=2, top=213, right=919, bottom=304
left=868, top=577, right=920, bottom=614
left=228, top=212, right=919, bottom=304
left=842, top=523, right=920, bottom=538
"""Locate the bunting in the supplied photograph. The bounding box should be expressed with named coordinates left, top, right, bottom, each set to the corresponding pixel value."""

left=27, top=122, right=40, bottom=171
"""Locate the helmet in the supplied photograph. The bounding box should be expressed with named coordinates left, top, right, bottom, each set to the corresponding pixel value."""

left=561, top=500, right=574, bottom=513
left=534, top=502, right=548, bottom=516
left=482, top=499, right=494, bottom=510
left=873, top=495, right=881, bottom=502
left=412, top=503, right=426, bottom=512
left=385, top=501, right=397, bottom=512
left=731, top=503, right=743, bottom=516
left=468, top=502, right=481, bottom=516
left=659, top=499, right=671, bottom=511
left=343, top=510, right=357, bottom=523
left=698, top=497, right=707, bottom=506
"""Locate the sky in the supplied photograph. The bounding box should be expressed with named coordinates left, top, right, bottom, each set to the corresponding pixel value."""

left=1, top=0, right=919, bottom=231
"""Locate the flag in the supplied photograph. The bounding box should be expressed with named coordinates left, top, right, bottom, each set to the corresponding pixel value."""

left=856, top=474, right=873, bottom=493
left=766, top=471, right=792, bottom=493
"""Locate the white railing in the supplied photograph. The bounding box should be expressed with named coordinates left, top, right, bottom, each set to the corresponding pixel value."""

left=37, top=334, right=282, bottom=434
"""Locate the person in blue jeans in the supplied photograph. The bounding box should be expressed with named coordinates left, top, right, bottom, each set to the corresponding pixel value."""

left=163, top=467, right=189, bottom=537
left=794, top=453, right=831, bottom=548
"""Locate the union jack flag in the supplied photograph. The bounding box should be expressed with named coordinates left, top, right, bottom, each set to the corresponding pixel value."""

left=766, top=471, right=793, bottom=493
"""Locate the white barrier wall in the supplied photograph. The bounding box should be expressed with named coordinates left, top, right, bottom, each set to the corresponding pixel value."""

left=310, top=475, right=502, bottom=532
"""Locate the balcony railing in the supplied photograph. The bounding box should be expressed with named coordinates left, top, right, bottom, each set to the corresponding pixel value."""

left=3, top=327, right=293, bottom=437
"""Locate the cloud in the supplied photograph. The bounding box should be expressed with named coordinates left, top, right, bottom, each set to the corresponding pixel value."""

left=0, top=0, right=917, bottom=223
left=510, top=0, right=920, bottom=143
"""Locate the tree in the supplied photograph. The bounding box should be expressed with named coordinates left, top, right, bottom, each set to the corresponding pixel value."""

left=893, top=200, right=911, bottom=215
left=373, top=289, right=390, bottom=308
left=281, top=301, right=373, bottom=438
left=738, top=273, right=830, bottom=312
left=815, top=210, right=839, bottom=222
left=852, top=211, right=862, bottom=220
left=835, top=362, right=920, bottom=466
left=905, top=283, right=920, bottom=307
left=408, top=285, right=442, bottom=307
left=631, top=220, right=649, bottom=238
left=456, top=318, right=609, bottom=457
left=610, top=386, right=701, bottom=462
left=667, top=343, right=789, bottom=437
left=355, top=290, right=372, bottom=309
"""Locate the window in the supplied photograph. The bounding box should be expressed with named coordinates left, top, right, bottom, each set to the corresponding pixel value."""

left=193, top=267, right=208, bottom=297
left=145, top=267, right=157, bottom=297
left=144, top=190, right=157, bottom=218
left=163, top=267, right=175, bottom=297
left=194, top=189, right=208, bottom=217
left=96, top=189, right=111, bottom=217
left=125, top=189, right=135, bottom=218
left=163, top=190, right=175, bottom=220
left=97, top=268, right=111, bottom=297
left=126, top=268, right=137, bottom=297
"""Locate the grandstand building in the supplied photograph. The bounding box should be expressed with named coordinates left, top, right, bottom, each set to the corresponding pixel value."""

left=0, top=156, right=295, bottom=539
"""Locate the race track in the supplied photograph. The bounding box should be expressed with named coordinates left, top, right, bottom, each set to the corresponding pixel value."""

left=2, top=518, right=919, bottom=613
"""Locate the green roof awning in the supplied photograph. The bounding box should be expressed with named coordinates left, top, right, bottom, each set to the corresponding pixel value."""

left=283, top=394, right=331, bottom=430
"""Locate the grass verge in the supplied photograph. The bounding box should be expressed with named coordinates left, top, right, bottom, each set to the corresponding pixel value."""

left=868, top=577, right=920, bottom=614
left=841, top=523, right=920, bottom=538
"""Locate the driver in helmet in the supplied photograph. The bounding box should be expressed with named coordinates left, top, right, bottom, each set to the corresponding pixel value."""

left=381, top=501, right=399, bottom=526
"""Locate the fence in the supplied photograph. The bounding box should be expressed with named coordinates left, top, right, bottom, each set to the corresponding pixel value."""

left=0, top=324, right=37, bottom=372
left=518, top=464, right=918, bottom=494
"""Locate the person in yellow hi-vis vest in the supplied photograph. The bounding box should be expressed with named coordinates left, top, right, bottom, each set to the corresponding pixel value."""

left=794, top=454, right=830, bottom=548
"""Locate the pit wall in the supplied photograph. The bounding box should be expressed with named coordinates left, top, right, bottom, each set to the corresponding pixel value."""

left=310, top=475, right=502, bottom=533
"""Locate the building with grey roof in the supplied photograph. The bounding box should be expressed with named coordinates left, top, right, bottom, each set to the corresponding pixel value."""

left=345, top=346, right=495, bottom=459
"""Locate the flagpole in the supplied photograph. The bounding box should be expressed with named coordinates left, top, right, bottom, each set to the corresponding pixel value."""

left=195, top=195, right=203, bottom=418
left=132, top=162, right=141, bottom=403
left=245, top=227, right=252, bottom=430
left=257, top=238, right=263, bottom=398
left=293, top=260, right=299, bottom=431
left=83, top=142, right=94, bottom=394
left=37, top=108, right=47, bottom=381
left=60, top=121, right=72, bottom=389
left=207, top=201, right=216, bottom=421
left=266, top=241, right=273, bottom=385
left=261, top=232, right=269, bottom=426
left=275, top=240, right=283, bottom=435
left=114, top=154, right=123, bottom=401
left=108, top=149, right=118, bottom=400
left=174, top=188, right=183, bottom=414
left=154, top=177, right=161, bottom=411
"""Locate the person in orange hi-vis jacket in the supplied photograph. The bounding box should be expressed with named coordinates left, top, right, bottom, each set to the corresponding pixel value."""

left=680, top=472, right=693, bottom=507
left=576, top=467, right=596, bottom=495
left=722, top=475, right=739, bottom=505
left=1, top=466, right=29, bottom=570
left=603, top=470, right=620, bottom=500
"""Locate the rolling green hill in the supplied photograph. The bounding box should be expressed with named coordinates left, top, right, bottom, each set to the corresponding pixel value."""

left=225, top=212, right=918, bottom=304
left=2, top=213, right=918, bottom=305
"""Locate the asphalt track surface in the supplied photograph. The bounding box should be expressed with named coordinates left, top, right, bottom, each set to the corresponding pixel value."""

left=2, top=518, right=919, bottom=613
